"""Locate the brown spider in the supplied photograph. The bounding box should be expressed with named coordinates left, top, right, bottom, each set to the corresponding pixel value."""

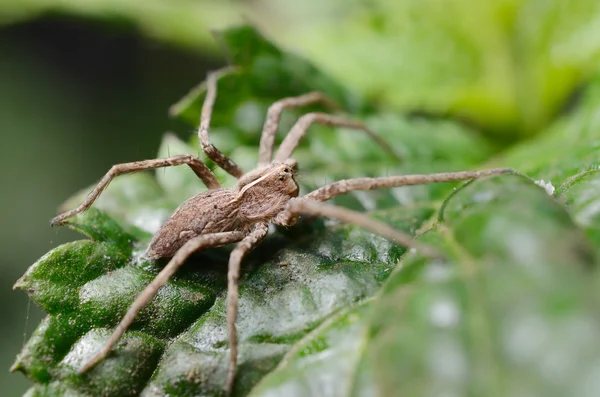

left=50, top=71, right=511, bottom=394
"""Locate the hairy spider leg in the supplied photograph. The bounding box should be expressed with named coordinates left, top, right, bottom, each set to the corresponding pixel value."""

left=274, top=112, right=401, bottom=163
left=79, top=231, right=246, bottom=374
left=303, top=169, right=513, bottom=202
left=277, top=168, right=513, bottom=254
left=51, top=155, right=219, bottom=225
left=258, top=92, right=338, bottom=166
left=200, top=72, right=244, bottom=178
left=225, top=223, right=269, bottom=395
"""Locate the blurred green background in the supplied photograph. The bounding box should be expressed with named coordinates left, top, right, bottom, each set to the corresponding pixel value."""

left=2, top=1, right=600, bottom=395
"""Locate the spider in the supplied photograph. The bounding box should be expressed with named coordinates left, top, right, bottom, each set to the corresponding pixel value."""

left=50, top=71, right=511, bottom=394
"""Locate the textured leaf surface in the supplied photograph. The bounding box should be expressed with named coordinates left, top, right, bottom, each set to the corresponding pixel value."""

left=14, top=25, right=600, bottom=397
left=247, top=70, right=600, bottom=397
left=248, top=176, right=600, bottom=397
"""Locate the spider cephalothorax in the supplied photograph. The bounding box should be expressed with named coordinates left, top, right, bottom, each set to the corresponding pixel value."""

left=49, top=71, right=511, bottom=394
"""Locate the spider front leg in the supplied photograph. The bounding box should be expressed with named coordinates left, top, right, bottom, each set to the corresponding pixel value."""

left=278, top=168, right=513, bottom=256
left=273, top=112, right=401, bottom=163
left=79, top=230, right=245, bottom=374
left=199, top=72, right=244, bottom=178
left=225, top=223, right=269, bottom=395
left=258, top=92, right=339, bottom=166
left=302, top=168, right=513, bottom=202
left=51, top=155, right=220, bottom=225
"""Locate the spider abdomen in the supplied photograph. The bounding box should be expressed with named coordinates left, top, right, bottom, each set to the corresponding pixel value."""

left=146, top=188, right=242, bottom=259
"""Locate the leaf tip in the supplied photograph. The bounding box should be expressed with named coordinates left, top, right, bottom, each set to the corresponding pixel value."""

left=10, top=357, right=23, bottom=373
left=13, top=275, right=28, bottom=290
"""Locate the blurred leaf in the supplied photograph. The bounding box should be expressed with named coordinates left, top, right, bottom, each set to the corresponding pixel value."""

left=556, top=170, right=600, bottom=247
left=13, top=25, right=600, bottom=397
left=60, top=174, right=172, bottom=236
left=170, top=26, right=364, bottom=128
left=252, top=0, right=600, bottom=138
left=0, top=0, right=239, bottom=50
left=364, top=175, right=598, bottom=397
left=495, top=72, right=600, bottom=183
left=249, top=175, right=599, bottom=397
left=4, top=2, right=600, bottom=139
left=155, top=133, right=208, bottom=204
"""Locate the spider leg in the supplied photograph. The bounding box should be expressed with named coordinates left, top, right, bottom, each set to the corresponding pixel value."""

left=225, top=223, right=269, bottom=395
left=199, top=72, right=244, bottom=178
left=79, top=230, right=245, bottom=374
left=273, top=113, right=401, bottom=163
left=280, top=200, right=440, bottom=257
left=258, top=93, right=338, bottom=166
left=303, top=168, right=513, bottom=202
left=51, top=155, right=220, bottom=225
left=277, top=168, right=513, bottom=255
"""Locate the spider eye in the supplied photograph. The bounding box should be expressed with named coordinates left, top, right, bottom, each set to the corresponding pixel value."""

left=284, top=167, right=290, bottom=173
left=279, top=175, right=286, bottom=181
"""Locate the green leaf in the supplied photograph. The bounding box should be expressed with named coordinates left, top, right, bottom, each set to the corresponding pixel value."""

left=496, top=72, right=600, bottom=183
left=14, top=240, right=129, bottom=313
left=267, top=0, right=600, bottom=138
left=12, top=315, right=90, bottom=384
left=155, top=133, right=210, bottom=204
left=365, top=175, right=598, bottom=397
left=6, top=1, right=600, bottom=139
left=14, top=25, right=600, bottom=397
left=556, top=169, right=600, bottom=247
left=0, top=0, right=238, bottom=50
left=24, top=382, right=87, bottom=397
left=251, top=175, right=599, bottom=397
left=58, top=329, right=164, bottom=397
left=170, top=26, right=364, bottom=131
left=60, top=208, right=141, bottom=251
left=142, top=224, right=406, bottom=396
left=59, top=173, right=173, bottom=237
left=248, top=300, right=377, bottom=396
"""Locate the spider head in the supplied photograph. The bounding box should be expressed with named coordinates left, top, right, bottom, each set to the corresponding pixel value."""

left=236, top=159, right=299, bottom=200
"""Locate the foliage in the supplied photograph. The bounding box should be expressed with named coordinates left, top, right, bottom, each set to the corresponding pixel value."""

left=12, top=25, right=600, bottom=397
left=267, top=0, right=600, bottom=139
left=3, top=1, right=600, bottom=138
